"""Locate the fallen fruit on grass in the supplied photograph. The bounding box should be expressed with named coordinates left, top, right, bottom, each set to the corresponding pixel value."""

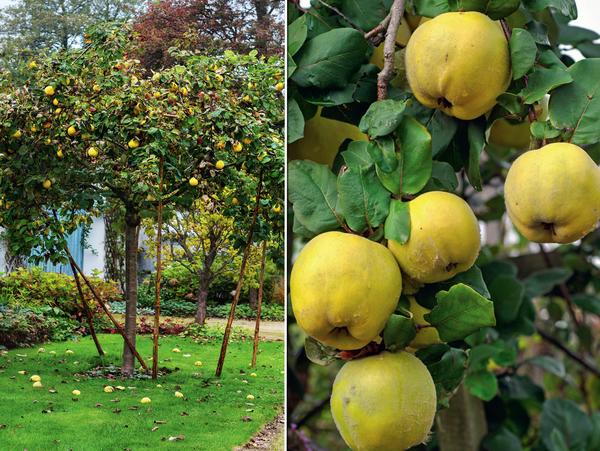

left=18, top=370, right=26, bottom=375
left=246, top=394, right=255, bottom=400
left=172, top=348, right=181, bottom=353
left=291, top=231, right=402, bottom=350
left=250, top=373, right=257, bottom=377
left=65, top=349, right=74, bottom=355
left=116, top=386, right=125, bottom=391
left=175, top=391, right=184, bottom=398
left=388, top=191, right=480, bottom=284
left=72, top=389, right=81, bottom=396
left=140, top=397, right=152, bottom=404
left=33, top=381, right=43, bottom=388
left=504, top=142, right=600, bottom=243
left=405, top=11, right=510, bottom=120
left=194, top=361, right=203, bottom=366
left=38, top=348, right=45, bottom=353
left=331, top=352, right=436, bottom=451
left=104, top=386, right=114, bottom=393
left=30, top=375, right=41, bottom=382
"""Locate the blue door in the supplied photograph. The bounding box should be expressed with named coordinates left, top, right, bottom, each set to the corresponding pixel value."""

left=29, top=226, right=85, bottom=276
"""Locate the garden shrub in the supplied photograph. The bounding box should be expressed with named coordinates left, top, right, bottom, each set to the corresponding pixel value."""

left=180, top=323, right=251, bottom=342
left=0, top=267, right=122, bottom=315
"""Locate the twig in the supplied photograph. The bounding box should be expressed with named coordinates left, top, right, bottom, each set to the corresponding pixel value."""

left=500, top=19, right=512, bottom=41
left=365, top=13, right=391, bottom=45
left=377, top=0, right=405, bottom=100
left=536, top=327, right=600, bottom=377
left=315, top=0, right=365, bottom=32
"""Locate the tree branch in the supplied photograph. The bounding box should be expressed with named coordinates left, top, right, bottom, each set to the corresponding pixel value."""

left=365, top=13, right=391, bottom=45
left=536, top=327, right=600, bottom=377
left=377, top=0, right=405, bottom=100
left=314, top=0, right=364, bottom=33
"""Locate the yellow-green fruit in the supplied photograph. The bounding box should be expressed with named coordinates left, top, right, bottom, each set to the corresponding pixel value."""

left=388, top=191, right=480, bottom=283
left=370, top=21, right=412, bottom=69
left=67, top=125, right=77, bottom=136
left=87, top=147, right=98, bottom=158
left=405, top=12, right=510, bottom=120
left=407, top=297, right=441, bottom=349
left=44, top=86, right=55, bottom=96
left=331, top=352, right=436, bottom=451
left=128, top=138, right=139, bottom=149
left=288, top=108, right=368, bottom=167
left=504, top=143, right=600, bottom=243
left=215, top=160, right=225, bottom=169
left=189, top=177, right=199, bottom=187
left=42, top=180, right=52, bottom=189
left=488, top=119, right=531, bottom=149
left=291, top=232, right=402, bottom=350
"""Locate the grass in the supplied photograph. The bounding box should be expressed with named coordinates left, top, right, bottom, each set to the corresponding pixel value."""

left=0, top=334, right=284, bottom=450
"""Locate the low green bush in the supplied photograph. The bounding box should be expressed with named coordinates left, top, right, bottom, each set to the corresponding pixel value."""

left=207, top=303, right=284, bottom=321
left=180, top=323, right=251, bottom=342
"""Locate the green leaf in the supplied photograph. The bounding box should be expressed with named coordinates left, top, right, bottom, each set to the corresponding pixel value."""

left=342, top=141, right=374, bottom=170
left=292, top=28, right=369, bottom=89
left=559, top=25, right=599, bottom=46
left=417, top=345, right=468, bottom=407
left=465, top=370, right=498, bottom=401
left=482, top=427, right=523, bottom=451
left=510, top=28, right=537, bottom=80
left=572, top=294, right=600, bottom=316
left=368, top=138, right=398, bottom=173
left=427, top=110, right=458, bottom=157
left=287, top=99, right=305, bottom=144
left=339, top=0, right=394, bottom=31
left=467, top=119, right=485, bottom=191
left=413, top=0, right=450, bottom=17
left=521, top=356, right=566, bottom=378
left=523, top=0, right=578, bottom=20
left=523, top=268, right=572, bottom=298
left=337, top=162, right=390, bottom=232
left=425, top=284, right=496, bottom=342
left=499, top=375, right=544, bottom=402
left=589, top=413, right=600, bottom=451
left=422, top=161, right=458, bottom=192
left=288, top=15, right=308, bottom=56
left=397, top=116, right=432, bottom=194
left=359, top=99, right=408, bottom=138
left=530, top=120, right=561, bottom=140
left=288, top=160, right=342, bottom=235
left=383, top=314, right=417, bottom=351
left=540, top=399, right=592, bottom=451
left=549, top=430, right=569, bottom=451
left=549, top=58, right=600, bottom=145
left=304, top=336, right=338, bottom=366
left=384, top=199, right=410, bottom=244
left=415, top=0, right=520, bottom=19
left=489, top=275, right=524, bottom=324
left=521, top=51, right=573, bottom=104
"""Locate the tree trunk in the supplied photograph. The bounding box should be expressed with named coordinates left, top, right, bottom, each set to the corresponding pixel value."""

left=248, top=287, right=258, bottom=310
left=251, top=240, right=267, bottom=367
left=194, top=287, right=209, bottom=326
left=122, top=209, right=141, bottom=377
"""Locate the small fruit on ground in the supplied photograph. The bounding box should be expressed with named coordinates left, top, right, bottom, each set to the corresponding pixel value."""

left=504, top=142, right=600, bottom=243
left=172, top=348, right=181, bottom=353
left=407, top=297, right=441, bottom=349
left=388, top=191, right=480, bottom=283
left=250, top=372, right=257, bottom=377
left=189, top=177, right=199, bottom=186
left=44, top=86, right=55, bottom=96
left=405, top=11, right=510, bottom=120
left=291, top=231, right=402, bottom=350
left=67, top=125, right=77, bottom=136
left=33, top=381, right=43, bottom=388
left=87, top=147, right=98, bottom=158
left=215, top=160, right=225, bottom=170
left=194, top=361, right=203, bottom=366
left=103, top=386, right=114, bottom=393
left=30, top=375, right=41, bottom=382
left=42, top=180, right=52, bottom=189
left=18, top=370, right=26, bottom=375
left=246, top=394, right=255, bottom=400
left=174, top=391, right=184, bottom=398
left=72, top=390, right=81, bottom=396
left=140, top=397, right=151, bottom=404
left=331, top=352, right=436, bottom=451
left=128, top=138, right=139, bottom=149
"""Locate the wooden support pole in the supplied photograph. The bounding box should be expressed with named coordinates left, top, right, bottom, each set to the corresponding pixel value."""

left=152, top=158, right=164, bottom=379
left=251, top=240, right=268, bottom=367
left=65, top=248, right=149, bottom=373
left=69, top=257, right=104, bottom=356
left=215, top=171, right=263, bottom=377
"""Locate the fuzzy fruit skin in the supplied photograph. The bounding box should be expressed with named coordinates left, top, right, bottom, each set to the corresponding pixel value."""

left=288, top=108, right=367, bottom=167
left=291, top=232, right=402, bottom=350
left=504, top=143, right=600, bottom=243
left=388, top=191, right=480, bottom=283
left=407, top=297, right=441, bottom=349
left=405, top=12, right=510, bottom=120
left=331, top=351, right=436, bottom=451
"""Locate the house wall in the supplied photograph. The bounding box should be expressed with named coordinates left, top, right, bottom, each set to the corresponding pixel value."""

left=83, top=217, right=106, bottom=276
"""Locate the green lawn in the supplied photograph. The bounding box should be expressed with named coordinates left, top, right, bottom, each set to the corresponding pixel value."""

left=0, top=334, right=284, bottom=450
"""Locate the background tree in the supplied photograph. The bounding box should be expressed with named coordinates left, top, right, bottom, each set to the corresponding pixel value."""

left=0, top=0, right=142, bottom=69
left=132, top=0, right=284, bottom=70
